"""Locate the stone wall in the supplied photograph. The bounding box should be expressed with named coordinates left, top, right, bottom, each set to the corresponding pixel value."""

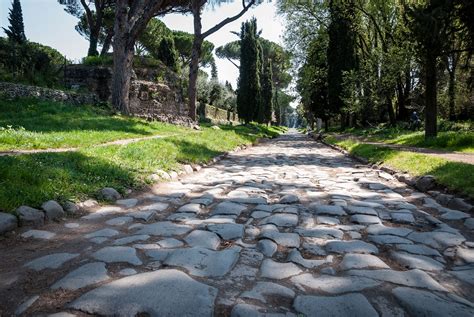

left=64, top=64, right=191, bottom=125
left=0, top=81, right=98, bottom=105
left=200, top=104, right=239, bottom=124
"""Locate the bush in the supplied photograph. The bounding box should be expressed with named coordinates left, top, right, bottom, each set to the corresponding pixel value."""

left=82, top=55, right=113, bottom=66
left=0, top=37, right=66, bottom=87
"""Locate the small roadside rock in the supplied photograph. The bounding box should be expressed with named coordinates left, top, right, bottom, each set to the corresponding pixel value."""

left=416, top=175, right=436, bottom=192
left=41, top=200, right=65, bottom=220
left=0, top=212, right=17, bottom=234
left=98, top=187, right=122, bottom=202
left=63, top=201, right=79, bottom=214
left=16, top=206, right=45, bottom=227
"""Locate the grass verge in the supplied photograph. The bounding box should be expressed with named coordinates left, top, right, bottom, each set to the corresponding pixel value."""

left=0, top=122, right=283, bottom=212
left=325, top=136, right=474, bottom=199
left=0, top=98, right=187, bottom=151
left=338, top=125, right=474, bottom=153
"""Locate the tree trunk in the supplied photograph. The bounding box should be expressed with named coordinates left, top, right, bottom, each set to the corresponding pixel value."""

left=88, top=25, right=101, bottom=56
left=424, top=54, right=438, bottom=138
left=386, top=94, right=395, bottom=126
left=447, top=60, right=456, bottom=121
left=324, top=119, right=329, bottom=132
left=100, top=30, right=114, bottom=56
left=188, top=3, right=203, bottom=122
left=448, top=70, right=455, bottom=121
left=112, top=3, right=133, bottom=114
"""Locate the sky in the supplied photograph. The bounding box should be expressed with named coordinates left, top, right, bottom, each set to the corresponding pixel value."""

left=0, top=0, right=286, bottom=87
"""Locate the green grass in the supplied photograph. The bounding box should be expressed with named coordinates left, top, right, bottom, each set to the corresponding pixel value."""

left=0, top=120, right=282, bottom=212
left=339, top=124, right=474, bottom=153
left=0, top=98, right=187, bottom=151
left=325, top=136, right=474, bottom=199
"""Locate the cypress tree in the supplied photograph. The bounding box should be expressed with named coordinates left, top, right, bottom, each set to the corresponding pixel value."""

left=157, top=37, right=179, bottom=72
left=3, top=0, right=27, bottom=44
left=237, top=18, right=262, bottom=124
left=261, top=59, right=274, bottom=125
left=327, top=0, right=357, bottom=128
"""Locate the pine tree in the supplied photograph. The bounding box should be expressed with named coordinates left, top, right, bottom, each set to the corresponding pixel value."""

left=261, top=59, right=274, bottom=125
left=237, top=18, right=262, bottom=124
left=3, top=0, right=27, bottom=44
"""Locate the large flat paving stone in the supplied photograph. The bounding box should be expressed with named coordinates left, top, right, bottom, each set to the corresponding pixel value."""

left=69, top=269, right=217, bottom=317
left=164, top=246, right=241, bottom=277
left=296, top=227, right=344, bottom=239
left=92, top=246, right=142, bottom=265
left=350, top=214, right=381, bottom=225
left=184, top=230, right=221, bottom=250
left=291, top=273, right=381, bottom=294
left=52, top=262, right=110, bottom=290
left=259, top=213, right=298, bottom=227
left=367, top=224, right=412, bottom=237
left=259, top=259, right=302, bottom=279
left=211, top=202, right=247, bottom=216
left=325, top=240, right=379, bottom=254
left=240, top=281, right=295, bottom=303
left=391, top=251, right=444, bottom=271
left=293, top=294, right=378, bottom=317
left=348, top=269, right=447, bottom=291
left=136, top=221, right=192, bottom=236
left=310, top=204, right=347, bottom=216
left=25, top=253, right=79, bottom=271
left=207, top=223, right=244, bottom=240
left=259, top=231, right=300, bottom=248
left=449, top=268, right=474, bottom=285
left=21, top=229, right=56, bottom=240
left=339, top=253, right=390, bottom=270
left=85, top=228, right=119, bottom=239
left=393, top=287, right=474, bottom=317
left=407, top=231, right=466, bottom=249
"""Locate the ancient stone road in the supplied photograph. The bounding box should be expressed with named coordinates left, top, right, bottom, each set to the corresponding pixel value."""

left=1, top=131, right=473, bottom=316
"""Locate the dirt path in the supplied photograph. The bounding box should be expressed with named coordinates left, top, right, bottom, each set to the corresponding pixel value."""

left=0, top=131, right=473, bottom=316
left=0, top=132, right=192, bottom=157
left=331, top=134, right=474, bottom=165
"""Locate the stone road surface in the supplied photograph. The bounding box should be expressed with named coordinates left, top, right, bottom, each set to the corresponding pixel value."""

left=1, top=131, right=473, bottom=316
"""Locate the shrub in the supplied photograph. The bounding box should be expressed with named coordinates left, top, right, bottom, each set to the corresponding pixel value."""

left=82, top=55, right=113, bottom=66
left=0, top=37, right=66, bottom=87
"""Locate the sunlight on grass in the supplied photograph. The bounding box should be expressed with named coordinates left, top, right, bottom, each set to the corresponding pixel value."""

left=0, top=98, right=187, bottom=150
left=325, top=138, right=474, bottom=199
left=0, top=123, right=282, bottom=212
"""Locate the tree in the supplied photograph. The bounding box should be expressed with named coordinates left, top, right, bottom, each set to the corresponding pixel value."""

left=327, top=0, right=358, bottom=129
left=261, top=59, right=274, bottom=124
left=3, top=0, right=26, bottom=44
left=111, top=0, right=188, bottom=114
left=405, top=0, right=454, bottom=138
left=58, top=0, right=115, bottom=56
left=187, top=0, right=256, bottom=121
left=157, top=37, right=179, bottom=71
left=237, top=18, right=261, bottom=124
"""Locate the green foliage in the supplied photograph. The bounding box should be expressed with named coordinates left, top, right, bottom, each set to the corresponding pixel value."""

left=138, top=20, right=215, bottom=68
left=0, top=37, right=65, bottom=87
left=327, top=0, right=358, bottom=123
left=157, top=37, right=179, bottom=72
left=58, top=0, right=115, bottom=56
left=237, top=18, right=263, bottom=124
left=3, top=0, right=26, bottom=44
left=261, top=60, right=274, bottom=124
left=82, top=55, right=113, bottom=66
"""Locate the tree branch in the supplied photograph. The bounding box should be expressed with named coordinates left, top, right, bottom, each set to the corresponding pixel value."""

left=202, top=0, right=255, bottom=39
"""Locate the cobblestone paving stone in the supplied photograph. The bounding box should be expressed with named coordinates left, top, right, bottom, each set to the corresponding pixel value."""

left=1, top=130, right=473, bottom=316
